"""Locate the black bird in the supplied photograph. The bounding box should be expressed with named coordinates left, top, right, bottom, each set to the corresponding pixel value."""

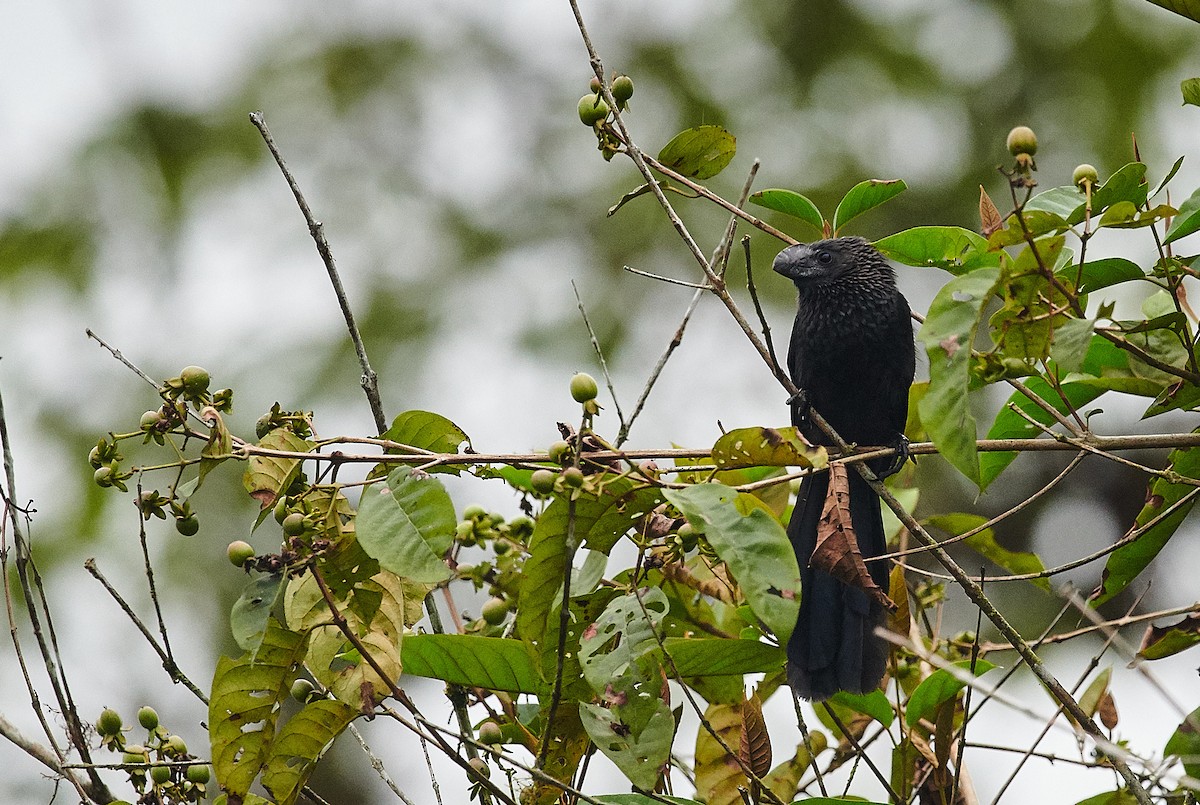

left=773, top=236, right=915, bottom=700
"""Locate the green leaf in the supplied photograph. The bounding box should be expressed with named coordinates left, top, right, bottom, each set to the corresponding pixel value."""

left=1058, top=257, right=1144, bottom=294
left=1081, top=163, right=1149, bottom=225
left=657, top=125, right=736, bottom=180
left=664, top=483, right=801, bottom=645
left=926, top=514, right=1049, bottom=591
left=381, top=410, right=471, bottom=474
left=579, top=588, right=669, bottom=692
left=748, top=189, right=824, bottom=233
left=661, top=637, right=785, bottom=677
left=517, top=479, right=662, bottom=658
left=594, top=796, right=703, bottom=805
left=1153, top=155, right=1186, bottom=197
left=904, top=659, right=996, bottom=727
left=832, top=178, right=906, bottom=233
left=1164, top=186, right=1200, bottom=245
left=579, top=693, right=675, bottom=790
left=874, top=226, right=1000, bottom=276
left=209, top=620, right=307, bottom=798
left=260, top=700, right=357, bottom=805
left=1164, top=707, right=1200, bottom=779
left=401, top=634, right=543, bottom=693
left=916, top=267, right=1002, bottom=485
left=356, top=466, right=456, bottom=584
left=1184, top=77, right=1200, bottom=106
left=285, top=570, right=420, bottom=704
left=1025, top=185, right=1084, bottom=218
left=979, top=378, right=1105, bottom=490
left=1050, top=317, right=1096, bottom=374
left=1073, top=790, right=1140, bottom=805
left=243, top=428, right=314, bottom=515
left=198, top=410, right=233, bottom=489
left=230, top=574, right=286, bottom=652
left=711, top=426, right=826, bottom=469
left=1091, top=437, right=1200, bottom=605
left=1137, top=612, right=1200, bottom=660
left=829, top=689, right=894, bottom=727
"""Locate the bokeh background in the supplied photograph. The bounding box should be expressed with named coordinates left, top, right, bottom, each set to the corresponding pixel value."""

left=2, top=0, right=1199, bottom=802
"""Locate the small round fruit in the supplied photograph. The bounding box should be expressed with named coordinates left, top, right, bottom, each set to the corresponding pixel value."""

left=291, top=678, right=316, bottom=703
left=97, top=708, right=123, bottom=736
left=273, top=497, right=289, bottom=524
left=612, top=75, right=634, bottom=105
left=139, top=410, right=162, bottom=432
left=462, top=504, right=486, bottom=520
left=561, top=467, right=585, bottom=488
left=493, top=540, right=511, bottom=556
left=175, top=515, right=200, bottom=536
left=456, top=520, right=475, bottom=540
left=179, top=365, right=211, bottom=394
left=88, top=446, right=103, bottom=467
left=570, top=372, right=599, bottom=403
left=185, top=763, right=211, bottom=784
left=282, top=512, right=306, bottom=537
left=1073, top=163, right=1098, bottom=190
left=227, top=540, right=255, bottom=567
left=165, top=734, right=187, bottom=755
left=468, top=757, right=491, bottom=779
left=255, top=413, right=274, bottom=438
left=122, top=747, right=146, bottom=765
left=548, top=440, right=571, bottom=465
left=530, top=469, right=556, bottom=493
left=481, top=597, right=509, bottom=625
left=588, top=75, right=602, bottom=93
left=93, top=466, right=114, bottom=488
left=478, top=721, right=504, bottom=745
left=136, top=706, right=159, bottom=731
left=150, top=764, right=171, bottom=785
left=577, top=93, right=609, bottom=126
left=1006, top=125, right=1038, bottom=157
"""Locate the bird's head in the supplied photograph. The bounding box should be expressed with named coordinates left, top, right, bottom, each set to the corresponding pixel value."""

left=772, top=236, right=888, bottom=287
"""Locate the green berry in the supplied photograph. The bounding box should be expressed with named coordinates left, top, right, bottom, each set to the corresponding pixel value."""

left=94, top=466, right=114, bottom=488
left=150, top=764, right=171, bottom=785
left=588, top=75, right=602, bottom=93
left=139, top=410, right=162, bottom=432
left=136, top=706, right=159, bottom=731
left=612, top=75, right=634, bottom=105
left=530, top=469, right=556, bottom=494
left=291, top=678, right=316, bottom=703
left=1006, top=125, right=1038, bottom=157
left=179, top=366, right=210, bottom=394
left=255, top=414, right=274, bottom=438
left=456, top=520, right=475, bottom=540
left=548, top=440, right=571, bottom=465
left=468, top=757, right=491, bottom=779
left=227, top=540, right=255, bottom=567
left=570, top=372, right=599, bottom=403
left=185, top=763, right=211, bottom=784
left=273, top=497, right=289, bottom=524
left=175, top=515, right=200, bottom=536
left=478, top=721, right=504, bottom=745
left=97, top=708, right=123, bottom=736
left=165, top=734, right=187, bottom=755
left=88, top=446, right=103, bottom=467
left=462, top=505, right=486, bottom=521
left=282, top=512, right=306, bottom=536
left=1073, top=163, right=1098, bottom=190
left=562, top=467, right=585, bottom=488
left=481, top=597, right=509, bottom=625
left=122, top=746, right=146, bottom=764
left=577, top=93, right=609, bottom=126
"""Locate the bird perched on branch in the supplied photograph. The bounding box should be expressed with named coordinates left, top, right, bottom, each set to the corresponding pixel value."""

left=773, top=236, right=915, bottom=700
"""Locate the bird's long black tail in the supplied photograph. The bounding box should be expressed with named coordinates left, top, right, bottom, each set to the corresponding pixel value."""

left=786, top=468, right=891, bottom=700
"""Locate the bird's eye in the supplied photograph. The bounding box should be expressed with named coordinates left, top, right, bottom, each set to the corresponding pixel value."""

left=817, top=251, right=833, bottom=265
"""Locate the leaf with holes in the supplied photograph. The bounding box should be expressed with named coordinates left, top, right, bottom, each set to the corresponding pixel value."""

left=711, top=426, right=826, bottom=470
left=243, top=428, right=314, bottom=516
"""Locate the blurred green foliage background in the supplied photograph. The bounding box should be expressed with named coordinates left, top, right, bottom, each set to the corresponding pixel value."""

left=1, top=1, right=1198, bottom=801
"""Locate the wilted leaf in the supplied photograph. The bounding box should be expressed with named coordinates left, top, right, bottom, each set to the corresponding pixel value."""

left=812, top=464, right=894, bottom=610
left=198, top=407, right=233, bottom=488
left=711, top=425, right=826, bottom=469
left=694, top=702, right=745, bottom=805
left=749, top=188, right=824, bottom=233
left=739, top=692, right=772, bottom=778
left=1138, top=611, right=1200, bottom=660
left=979, top=185, right=1003, bottom=236
left=260, top=700, right=358, bottom=805
left=243, top=428, right=314, bottom=511
left=763, top=730, right=828, bottom=803
left=657, top=125, right=736, bottom=180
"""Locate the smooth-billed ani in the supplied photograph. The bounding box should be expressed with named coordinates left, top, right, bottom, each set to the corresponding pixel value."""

left=773, top=236, right=915, bottom=700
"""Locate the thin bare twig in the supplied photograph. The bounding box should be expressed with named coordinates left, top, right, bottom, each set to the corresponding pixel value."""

left=248, top=111, right=387, bottom=435
left=572, top=280, right=627, bottom=433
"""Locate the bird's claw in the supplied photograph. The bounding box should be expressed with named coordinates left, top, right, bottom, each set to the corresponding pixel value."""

left=878, top=434, right=912, bottom=480
left=787, top=388, right=810, bottom=421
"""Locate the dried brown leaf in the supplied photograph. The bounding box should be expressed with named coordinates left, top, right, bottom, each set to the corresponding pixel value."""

left=739, top=692, right=772, bottom=779
left=811, top=464, right=896, bottom=611
left=979, top=185, right=1003, bottom=236
left=1098, top=690, right=1119, bottom=730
